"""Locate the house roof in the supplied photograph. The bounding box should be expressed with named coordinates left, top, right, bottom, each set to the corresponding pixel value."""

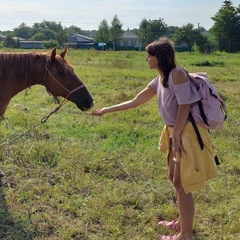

left=0, top=34, right=25, bottom=41
left=20, top=41, right=43, bottom=44
left=70, top=34, right=94, bottom=42
left=0, top=33, right=6, bottom=38
left=13, top=37, right=25, bottom=41
left=122, top=30, right=138, bottom=39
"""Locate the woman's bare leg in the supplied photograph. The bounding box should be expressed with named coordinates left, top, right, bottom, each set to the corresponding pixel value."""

left=168, top=150, right=180, bottom=228
left=173, top=161, right=194, bottom=240
left=167, top=146, right=194, bottom=239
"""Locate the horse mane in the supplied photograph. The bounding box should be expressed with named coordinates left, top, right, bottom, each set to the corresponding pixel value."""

left=0, top=52, right=42, bottom=85
left=0, top=50, right=73, bottom=86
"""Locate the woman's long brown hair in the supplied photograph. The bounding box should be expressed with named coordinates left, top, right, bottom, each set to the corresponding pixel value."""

left=146, top=37, right=176, bottom=88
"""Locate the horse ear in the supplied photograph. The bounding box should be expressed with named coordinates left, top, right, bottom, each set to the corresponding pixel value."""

left=60, top=47, right=68, bottom=59
left=51, top=48, right=57, bottom=62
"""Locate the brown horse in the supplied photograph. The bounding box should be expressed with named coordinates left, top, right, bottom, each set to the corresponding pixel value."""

left=0, top=47, right=94, bottom=176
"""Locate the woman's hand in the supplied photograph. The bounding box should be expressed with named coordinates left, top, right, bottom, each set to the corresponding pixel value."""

left=91, top=108, right=106, bottom=116
left=172, top=134, right=184, bottom=157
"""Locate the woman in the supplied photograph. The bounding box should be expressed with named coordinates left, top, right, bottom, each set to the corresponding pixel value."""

left=91, top=37, right=218, bottom=240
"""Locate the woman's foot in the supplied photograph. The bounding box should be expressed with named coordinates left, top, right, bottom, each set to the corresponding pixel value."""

left=158, top=220, right=180, bottom=231
left=160, top=235, right=178, bottom=240
left=161, top=234, right=193, bottom=240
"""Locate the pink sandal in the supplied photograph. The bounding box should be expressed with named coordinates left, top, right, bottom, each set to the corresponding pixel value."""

left=160, top=235, right=178, bottom=240
left=158, top=220, right=180, bottom=231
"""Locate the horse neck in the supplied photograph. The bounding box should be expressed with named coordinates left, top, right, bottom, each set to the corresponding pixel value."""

left=1, top=53, right=46, bottom=98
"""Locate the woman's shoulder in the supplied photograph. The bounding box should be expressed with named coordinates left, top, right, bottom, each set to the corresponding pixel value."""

left=148, top=75, right=161, bottom=89
left=171, top=67, right=188, bottom=85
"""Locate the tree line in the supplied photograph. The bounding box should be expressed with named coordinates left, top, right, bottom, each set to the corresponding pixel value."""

left=1, top=0, right=239, bottom=53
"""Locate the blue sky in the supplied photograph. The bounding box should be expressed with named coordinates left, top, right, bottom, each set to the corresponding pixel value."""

left=0, top=0, right=239, bottom=31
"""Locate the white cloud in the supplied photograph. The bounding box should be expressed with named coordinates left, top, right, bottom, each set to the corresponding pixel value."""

left=0, top=0, right=239, bottom=31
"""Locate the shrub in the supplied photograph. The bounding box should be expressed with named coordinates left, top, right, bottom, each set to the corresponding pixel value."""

left=43, top=39, right=59, bottom=49
left=192, top=60, right=225, bottom=67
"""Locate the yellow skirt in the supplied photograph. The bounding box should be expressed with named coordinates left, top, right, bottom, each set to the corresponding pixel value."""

left=159, top=122, right=218, bottom=194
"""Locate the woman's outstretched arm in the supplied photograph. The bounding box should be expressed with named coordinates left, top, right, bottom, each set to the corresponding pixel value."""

left=91, top=86, right=156, bottom=116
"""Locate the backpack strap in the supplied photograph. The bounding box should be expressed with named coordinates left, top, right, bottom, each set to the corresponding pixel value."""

left=188, top=111, right=220, bottom=165
left=214, top=155, right=220, bottom=165
left=188, top=112, right=204, bottom=150
left=197, top=101, right=209, bottom=126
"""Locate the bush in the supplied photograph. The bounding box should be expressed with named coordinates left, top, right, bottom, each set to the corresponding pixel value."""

left=43, top=39, right=59, bottom=49
left=192, top=60, right=225, bottom=67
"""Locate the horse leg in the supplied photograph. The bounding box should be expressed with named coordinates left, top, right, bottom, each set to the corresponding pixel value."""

left=0, top=103, right=8, bottom=117
left=0, top=101, right=9, bottom=177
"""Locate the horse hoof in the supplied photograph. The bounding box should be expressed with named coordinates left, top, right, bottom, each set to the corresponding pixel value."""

left=0, top=169, right=5, bottom=177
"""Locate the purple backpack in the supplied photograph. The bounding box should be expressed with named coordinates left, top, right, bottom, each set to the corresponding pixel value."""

left=188, top=72, right=227, bottom=130
left=187, top=72, right=227, bottom=166
left=170, top=69, right=227, bottom=165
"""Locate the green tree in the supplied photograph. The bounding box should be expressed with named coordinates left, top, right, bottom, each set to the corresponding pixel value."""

left=137, top=18, right=149, bottom=50
left=4, top=35, right=16, bottom=48
left=95, top=19, right=109, bottom=44
left=109, top=15, right=124, bottom=50
left=137, top=18, right=167, bottom=48
left=13, top=23, right=32, bottom=39
left=43, top=39, right=59, bottom=49
left=64, top=25, right=82, bottom=37
left=173, top=23, right=198, bottom=52
left=147, top=18, right=167, bottom=43
left=195, top=30, right=211, bottom=53
left=56, top=31, right=68, bottom=47
left=31, top=29, right=57, bottom=41
left=31, top=21, right=64, bottom=43
left=32, top=21, right=63, bottom=34
left=210, top=0, right=240, bottom=52
left=166, top=26, right=179, bottom=38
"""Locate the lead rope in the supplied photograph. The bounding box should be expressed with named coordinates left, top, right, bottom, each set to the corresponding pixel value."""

left=0, top=99, right=66, bottom=148
left=40, top=95, right=69, bottom=123
left=0, top=67, right=85, bottom=147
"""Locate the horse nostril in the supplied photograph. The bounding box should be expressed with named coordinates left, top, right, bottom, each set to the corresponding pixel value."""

left=85, top=98, right=93, bottom=108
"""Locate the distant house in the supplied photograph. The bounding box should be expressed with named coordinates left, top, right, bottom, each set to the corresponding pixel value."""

left=0, top=33, right=6, bottom=41
left=65, top=34, right=95, bottom=48
left=201, top=30, right=210, bottom=37
left=13, top=37, right=25, bottom=41
left=175, top=43, right=189, bottom=52
left=20, top=41, right=43, bottom=49
left=0, top=34, right=25, bottom=42
left=117, top=29, right=140, bottom=50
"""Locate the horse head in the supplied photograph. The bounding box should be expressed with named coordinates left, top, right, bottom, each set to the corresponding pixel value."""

left=44, top=47, right=93, bottom=111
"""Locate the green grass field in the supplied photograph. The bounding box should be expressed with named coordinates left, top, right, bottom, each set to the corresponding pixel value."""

left=0, top=49, right=240, bottom=239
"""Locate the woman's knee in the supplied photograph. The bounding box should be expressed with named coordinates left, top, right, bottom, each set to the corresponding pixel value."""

left=168, top=172, right=174, bottom=183
left=172, top=177, right=183, bottom=191
left=168, top=152, right=174, bottom=183
left=172, top=163, right=184, bottom=191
